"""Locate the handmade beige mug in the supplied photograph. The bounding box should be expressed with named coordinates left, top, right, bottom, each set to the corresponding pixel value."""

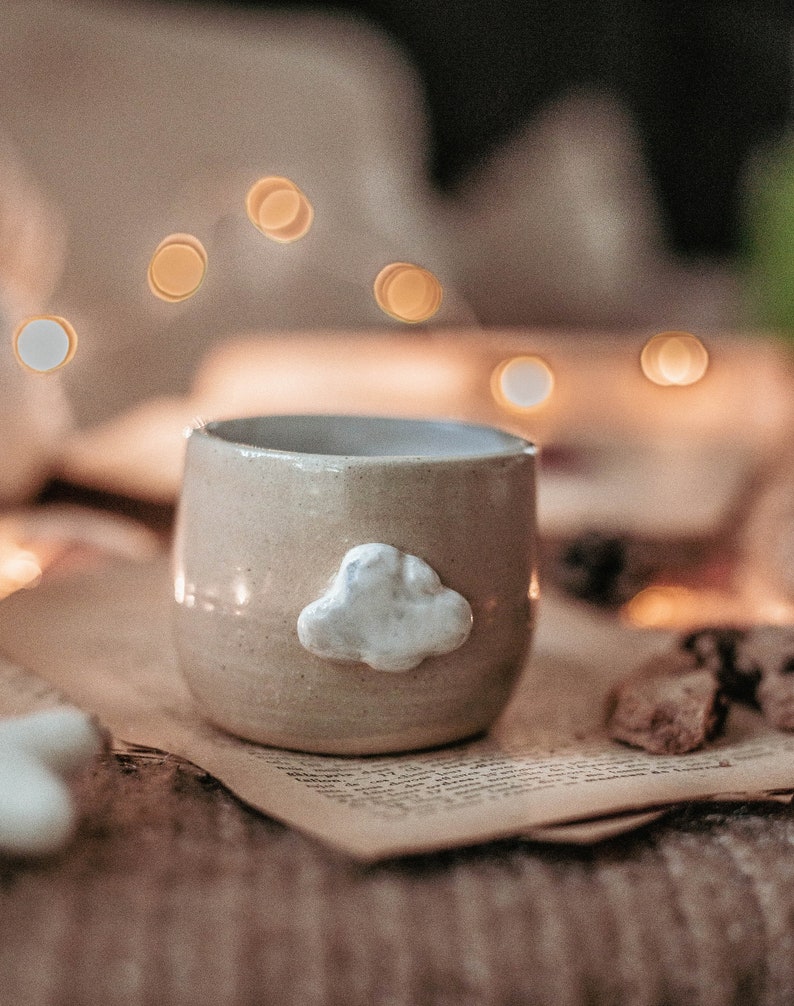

left=173, top=414, right=537, bottom=754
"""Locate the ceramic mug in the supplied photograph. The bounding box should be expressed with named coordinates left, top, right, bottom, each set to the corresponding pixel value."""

left=173, top=414, right=537, bottom=754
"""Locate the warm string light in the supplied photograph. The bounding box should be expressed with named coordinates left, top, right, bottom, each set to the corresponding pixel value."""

left=372, top=262, right=443, bottom=323
left=144, top=177, right=444, bottom=326
left=491, top=355, right=555, bottom=411
left=622, top=585, right=697, bottom=628
left=0, top=510, right=161, bottom=603
left=147, top=234, right=207, bottom=303
left=12, top=181, right=717, bottom=414
left=13, top=316, right=77, bottom=373
left=0, top=543, right=42, bottom=601
left=245, top=176, right=314, bottom=243
left=640, top=331, right=709, bottom=386
left=621, top=580, right=794, bottom=630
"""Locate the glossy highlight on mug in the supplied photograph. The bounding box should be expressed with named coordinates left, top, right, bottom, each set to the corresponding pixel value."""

left=147, top=234, right=207, bottom=303
left=13, top=315, right=78, bottom=373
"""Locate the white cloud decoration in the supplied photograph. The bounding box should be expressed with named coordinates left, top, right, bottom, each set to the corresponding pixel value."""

left=297, top=543, right=473, bottom=672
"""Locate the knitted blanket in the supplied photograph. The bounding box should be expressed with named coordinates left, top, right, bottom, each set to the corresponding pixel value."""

left=1, top=752, right=792, bottom=1005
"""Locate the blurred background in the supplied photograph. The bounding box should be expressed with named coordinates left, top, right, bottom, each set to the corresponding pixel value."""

left=227, top=0, right=793, bottom=260
left=0, top=0, right=793, bottom=622
left=0, top=0, right=791, bottom=428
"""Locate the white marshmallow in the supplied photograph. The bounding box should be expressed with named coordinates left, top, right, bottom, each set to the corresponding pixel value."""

left=0, top=707, right=103, bottom=856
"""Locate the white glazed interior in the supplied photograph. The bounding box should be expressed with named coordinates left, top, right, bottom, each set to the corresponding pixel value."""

left=201, top=414, right=534, bottom=459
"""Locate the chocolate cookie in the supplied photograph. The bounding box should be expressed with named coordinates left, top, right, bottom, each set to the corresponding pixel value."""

left=681, top=624, right=794, bottom=729
left=680, top=627, right=759, bottom=705
left=734, top=626, right=794, bottom=730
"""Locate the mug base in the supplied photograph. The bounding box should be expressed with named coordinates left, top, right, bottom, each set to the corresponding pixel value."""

left=198, top=704, right=495, bottom=756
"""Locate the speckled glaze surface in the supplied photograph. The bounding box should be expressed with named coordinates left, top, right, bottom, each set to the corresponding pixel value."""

left=173, top=415, right=536, bottom=754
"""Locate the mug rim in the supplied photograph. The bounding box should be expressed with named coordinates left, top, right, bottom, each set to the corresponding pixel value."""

left=193, top=414, right=537, bottom=463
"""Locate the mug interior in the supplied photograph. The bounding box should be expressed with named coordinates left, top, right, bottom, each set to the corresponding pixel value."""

left=201, top=415, right=533, bottom=459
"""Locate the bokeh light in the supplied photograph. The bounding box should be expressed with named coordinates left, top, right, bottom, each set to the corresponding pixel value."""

left=13, top=316, right=77, bottom=373
left=640, top=331, right=709, bottom=386
left=148, top=234, right=207, bottom=303
left=622, top=585, right=693, bottom=627
left=621, top=583, right=751, bottom=629
left=0, top=547, right=41, bottom=600
left=373, top=262, right=443, bottom=323
left=491, top=355, right=555, bottom=411
left=245, top=176, right=313, bottom=243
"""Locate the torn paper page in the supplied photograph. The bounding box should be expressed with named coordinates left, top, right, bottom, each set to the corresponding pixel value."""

left=0, top=557, right=793, bottom=859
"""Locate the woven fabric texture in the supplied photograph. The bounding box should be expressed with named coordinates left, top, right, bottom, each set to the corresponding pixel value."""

left=0, top=753, right=793, bottom=1006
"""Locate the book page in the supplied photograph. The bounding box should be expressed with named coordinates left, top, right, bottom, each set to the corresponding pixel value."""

left=0, top=654, right=68, bottom=717
left=0, top=557, right=792, bottom=859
